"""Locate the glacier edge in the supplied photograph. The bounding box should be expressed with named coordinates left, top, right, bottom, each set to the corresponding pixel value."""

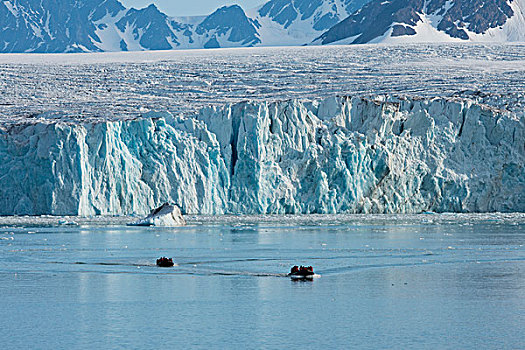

left=1, top=95, right=523, bottom=215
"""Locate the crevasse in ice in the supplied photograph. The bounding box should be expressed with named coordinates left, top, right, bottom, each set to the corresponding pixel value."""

left=0, top=96, right=523, bottom=215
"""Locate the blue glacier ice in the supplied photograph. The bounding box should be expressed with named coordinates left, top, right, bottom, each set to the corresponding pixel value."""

left=0, top=96, right=523, bottom=215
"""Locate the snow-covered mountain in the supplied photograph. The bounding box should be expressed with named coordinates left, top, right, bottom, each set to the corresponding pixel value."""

left=0, top=0, right=360, bottom=52
left=96, top=3, right=261, bottom=51
left=0, top=0, right=524, bottom=52
left=248, top=0, right=369, bottom=45
left=316, top=0, right=525, bottom=45
left=0, top=0, right=124, bottom=52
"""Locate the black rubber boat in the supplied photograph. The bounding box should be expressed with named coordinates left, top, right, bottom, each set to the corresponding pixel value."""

left=156, top=257, right=174, bottom=267
left=288, top=265, right=314, bottom=279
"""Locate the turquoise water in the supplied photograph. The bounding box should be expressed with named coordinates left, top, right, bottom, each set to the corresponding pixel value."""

left=1, top=215, right=524, bottom=349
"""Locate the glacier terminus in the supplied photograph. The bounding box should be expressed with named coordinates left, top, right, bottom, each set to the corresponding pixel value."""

left=1, top=95, right=523, bottom=216
left=0, top=44, right=523, bottom=216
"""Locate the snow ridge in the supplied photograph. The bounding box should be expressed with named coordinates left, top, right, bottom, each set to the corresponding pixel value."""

left=1, top=96, right=523, bottom=215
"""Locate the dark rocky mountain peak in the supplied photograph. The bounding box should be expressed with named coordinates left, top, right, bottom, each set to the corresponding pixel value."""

left=317, top=0, right=521, bottom=44
left=196, top=5, right=261, bottom=46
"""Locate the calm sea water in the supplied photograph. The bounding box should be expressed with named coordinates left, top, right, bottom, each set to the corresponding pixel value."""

left=1, top=215, right=524, bottom=349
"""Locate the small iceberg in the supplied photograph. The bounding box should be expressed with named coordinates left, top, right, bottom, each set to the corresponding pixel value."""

left=58, top=219, right=78, bottom=226
left=128, top=203, right=186, bottom=227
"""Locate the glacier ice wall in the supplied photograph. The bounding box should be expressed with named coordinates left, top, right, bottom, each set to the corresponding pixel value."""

left=0, top=96, right=523, bottom=215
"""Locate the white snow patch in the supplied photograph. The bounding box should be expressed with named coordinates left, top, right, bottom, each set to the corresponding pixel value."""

left=468, top=0, right=525, bottom=42
left=320, top=34, right=361, bottom=45
left=120, top=22, right=145, bottom=51
left=29, top=23, right=43, bottom=39
left=3, top=1, right=18, bottom=17
left=44, top=11, right=54, bottom=40
left=372, top=16, right=464, bottom=44
left=92, top=10, right=128, bottom=52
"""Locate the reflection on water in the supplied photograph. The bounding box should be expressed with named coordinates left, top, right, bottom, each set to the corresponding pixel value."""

left=0, top=216, right=524, bottom=349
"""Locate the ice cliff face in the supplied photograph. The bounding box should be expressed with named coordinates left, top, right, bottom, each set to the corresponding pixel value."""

left=0, top=96, right=523, bottom=215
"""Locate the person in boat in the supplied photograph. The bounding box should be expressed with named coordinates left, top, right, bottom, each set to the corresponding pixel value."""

left=289, top=265, right=314, bottom=276
left=157, top=257, right=174, bottom=267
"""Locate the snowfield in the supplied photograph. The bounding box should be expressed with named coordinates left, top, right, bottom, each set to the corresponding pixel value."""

left=0, top=44, right=524, bottom=121
left=0, top=44, right=523, bottom=215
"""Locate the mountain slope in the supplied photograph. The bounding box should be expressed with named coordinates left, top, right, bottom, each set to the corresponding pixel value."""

left=315, top=0, right=525, bottom=45
left=0, top=0, right=362, bottom=52
left=0, top=0, right=124, bottom=52
left=249, top=0, right=368, bottom=45
left=0, top=0, right=524, bottom=53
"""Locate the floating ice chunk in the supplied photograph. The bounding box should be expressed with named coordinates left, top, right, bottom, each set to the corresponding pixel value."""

left=58, top=219, right=78, bottom=226
left=128, top=203, right=186, bottom=227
